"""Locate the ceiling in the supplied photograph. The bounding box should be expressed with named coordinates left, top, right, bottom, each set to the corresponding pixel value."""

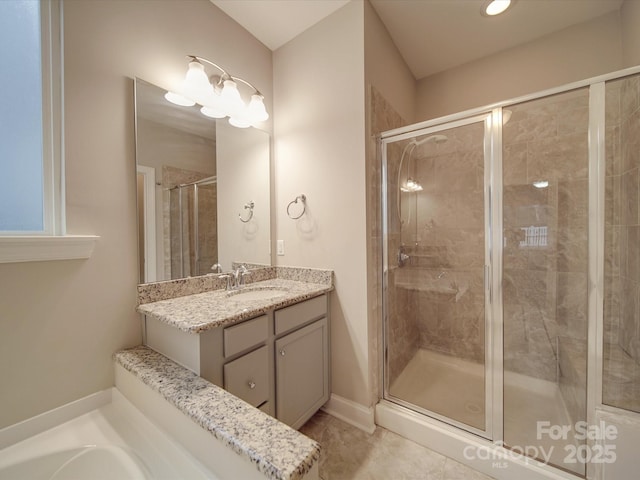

left=211, top=0, right=624, bottom=80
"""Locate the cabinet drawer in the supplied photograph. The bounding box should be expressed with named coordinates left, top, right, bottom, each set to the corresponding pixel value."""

left=275, top=295, right=327, bottom=335
left=224, top=315, right=268, bottom=358
left=224, top=346, right=269, bottom=407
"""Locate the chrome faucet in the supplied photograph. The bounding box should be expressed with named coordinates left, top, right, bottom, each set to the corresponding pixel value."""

left=233, top=264, right=250, bottom=287
left=219, top=264, right=250, bottom=290
left=211, top=263, right=223, bottom=273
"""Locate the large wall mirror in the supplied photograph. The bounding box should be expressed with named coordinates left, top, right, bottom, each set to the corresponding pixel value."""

left=134, top=78, right=271, bottom=284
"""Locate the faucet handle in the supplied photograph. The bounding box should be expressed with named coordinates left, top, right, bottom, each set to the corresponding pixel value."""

left=218, top=273, right=232, bottom=290
left=239, top=268, right=251, bottom=286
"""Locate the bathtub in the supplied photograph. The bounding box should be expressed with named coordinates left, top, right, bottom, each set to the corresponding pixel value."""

left=0, top=389, right=217, bottom=480
left=1, top=445, right=151, bottom=480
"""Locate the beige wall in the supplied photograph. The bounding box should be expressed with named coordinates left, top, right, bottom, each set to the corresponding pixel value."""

left=216, top=122, right=271, bottom=270
left=364, top=0, right=416, bottom=124
left=0, top=0, right=271, bottom=429
left=415, top=12, right=623, bottom=121
left=273, top=1, right=369, bottom=406
left=621, top=0, right=640, bottom=67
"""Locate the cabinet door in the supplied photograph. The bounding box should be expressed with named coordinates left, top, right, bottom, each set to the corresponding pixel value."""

left=275, top=318, right=328, bottom=429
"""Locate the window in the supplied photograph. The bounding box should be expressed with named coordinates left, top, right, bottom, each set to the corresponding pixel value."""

left=0, top=0, right=97, bottom=262
left=0, top=0, right=45, bottom=232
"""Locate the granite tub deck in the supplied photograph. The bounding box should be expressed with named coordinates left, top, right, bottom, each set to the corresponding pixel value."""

left=115, top=346, right=320, bottom=480
left=137, top=278, right=333, bottom=333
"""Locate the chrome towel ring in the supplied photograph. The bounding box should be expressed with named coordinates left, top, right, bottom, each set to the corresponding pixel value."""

left=287, top=194, right=306, bottom=219
left=239, top=200, right=255, bottom=223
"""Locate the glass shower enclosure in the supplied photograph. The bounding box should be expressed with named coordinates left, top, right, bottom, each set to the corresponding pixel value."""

left=380, top=70, right=640, bottom=476
left=169, top=176, right=218, bottom=279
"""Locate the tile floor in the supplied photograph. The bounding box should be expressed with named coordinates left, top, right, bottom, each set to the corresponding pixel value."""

left=300, top=410, right=496, bottom=480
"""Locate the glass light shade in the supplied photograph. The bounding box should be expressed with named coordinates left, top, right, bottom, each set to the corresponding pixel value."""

left=184, top=61, right=213, bottom=105
left=229, top=108, right=251, bottom=128
left=220, top=79, right=245, bottom=115
left=200, top=88, right=224, bottom=109
left=164, top=91, right=195, bottom=107
left=201, top=106, right=227, bottom=119
left=485, top=0, right=511, bottom=16
left=248, top=94, right=269, bottom=122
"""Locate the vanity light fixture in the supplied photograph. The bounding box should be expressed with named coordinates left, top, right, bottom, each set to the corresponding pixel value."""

left=165, top=55, right=269, bottom=128
left=533, top=180, right=549, bottom=189
left=482, top=0, right=512, bottom=16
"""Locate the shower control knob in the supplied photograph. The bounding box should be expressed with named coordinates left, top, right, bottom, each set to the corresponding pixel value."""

left=248, top=381, right=256, bottom=390
left=279, top=349, right=286, bottom=356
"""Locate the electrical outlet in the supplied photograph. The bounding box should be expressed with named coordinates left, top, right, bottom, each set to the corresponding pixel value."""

left=277, top=239, right=284, bottom=256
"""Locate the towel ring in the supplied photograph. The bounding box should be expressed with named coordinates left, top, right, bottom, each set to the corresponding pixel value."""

left=287, top=194, right=306, bottom=220
left=239, top=201, right=254, bottom=223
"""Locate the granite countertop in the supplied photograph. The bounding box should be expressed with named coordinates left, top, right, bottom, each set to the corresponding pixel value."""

left=137, top=278, right=332, bottom=334
left=115, top=346, right=320, bottom=480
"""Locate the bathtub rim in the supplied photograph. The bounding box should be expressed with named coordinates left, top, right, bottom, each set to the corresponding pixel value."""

left=0, top=389, right=112, bottom=451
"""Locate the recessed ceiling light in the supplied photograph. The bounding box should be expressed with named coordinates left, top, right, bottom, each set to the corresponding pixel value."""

left=483, top=0, right=512, bottom=16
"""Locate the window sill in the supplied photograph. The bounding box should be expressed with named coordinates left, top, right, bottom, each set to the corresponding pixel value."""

left=0, top=235, right=99, bottom=264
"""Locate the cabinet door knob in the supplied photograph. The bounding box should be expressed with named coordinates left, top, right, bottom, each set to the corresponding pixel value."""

left=248, top=381, right=256, bottom=389
left=279, top=349, right=286, bottom=356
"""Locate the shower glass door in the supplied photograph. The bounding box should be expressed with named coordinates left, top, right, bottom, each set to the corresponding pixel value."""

left=502, top=88, right=589, bottom=476
left=383, top=115, right=492, bottom=436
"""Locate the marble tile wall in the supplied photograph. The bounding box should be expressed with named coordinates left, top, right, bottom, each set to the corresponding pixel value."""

left=368, top=86, right=410, bottom=394
left=502, top=88, right=590, bottom=389
left=402, top=122, right=486, bottom=364
left=603, top=74, right=640, bottom=414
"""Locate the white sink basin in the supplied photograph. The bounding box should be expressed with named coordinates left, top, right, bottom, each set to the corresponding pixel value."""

left=227, top=288, right=289, bottom=301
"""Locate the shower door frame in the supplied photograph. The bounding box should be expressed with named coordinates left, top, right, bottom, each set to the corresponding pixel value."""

left=379, top=64, right=640, bottom=479
left=380, top=110, right=504, bottom=441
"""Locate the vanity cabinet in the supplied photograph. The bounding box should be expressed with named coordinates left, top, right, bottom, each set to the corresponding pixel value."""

left=144, top=293, right=330, bottom=429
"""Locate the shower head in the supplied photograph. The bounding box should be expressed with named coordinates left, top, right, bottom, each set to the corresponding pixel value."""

left=411, top=134, right=448, bottom=146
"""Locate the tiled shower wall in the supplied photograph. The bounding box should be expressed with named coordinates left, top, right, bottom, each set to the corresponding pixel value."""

left=407, top=123, right=486, bottom=364
left=603, top=74, right=640, bottom=413
left=381, top=111, right=487, bottom=379
left=616, top=76, right=640, bottom=364
left=502, top=89, right=590, bottom=392
left=368, top=87, right=416, bottom=387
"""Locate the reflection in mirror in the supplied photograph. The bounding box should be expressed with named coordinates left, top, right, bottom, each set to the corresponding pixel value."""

left=134, top=78, right=271, bottom=284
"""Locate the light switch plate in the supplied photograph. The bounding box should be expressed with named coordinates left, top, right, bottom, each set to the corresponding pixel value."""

left=277, top=239, right=284, bottom=256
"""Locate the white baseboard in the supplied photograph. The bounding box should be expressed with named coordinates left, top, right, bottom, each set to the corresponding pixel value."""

left=0, top=389, right=112, bottom=450
left=321, top=394, right=376, bottom=434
